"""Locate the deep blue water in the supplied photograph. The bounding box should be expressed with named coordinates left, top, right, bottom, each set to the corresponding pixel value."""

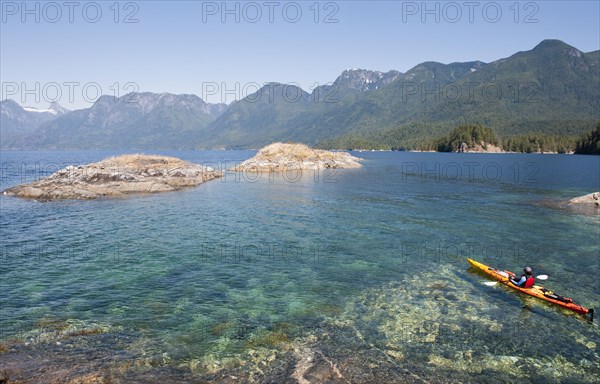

left=1, top=150, right=599, bottom=380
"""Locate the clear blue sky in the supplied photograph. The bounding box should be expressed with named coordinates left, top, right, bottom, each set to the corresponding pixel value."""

left=1, top=0, right=599, bottom=109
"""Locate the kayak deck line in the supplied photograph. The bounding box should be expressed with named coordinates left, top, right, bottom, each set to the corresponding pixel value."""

left=467, top=258, right=594, bottom=322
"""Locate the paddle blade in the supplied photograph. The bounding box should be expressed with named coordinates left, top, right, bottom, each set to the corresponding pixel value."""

left=536, top=275, right=548, bottom=280
left=484, top=281, right=498, bottom=286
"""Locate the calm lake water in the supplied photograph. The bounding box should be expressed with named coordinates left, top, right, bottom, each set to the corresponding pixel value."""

left=1, top=150, right=599, bottom=382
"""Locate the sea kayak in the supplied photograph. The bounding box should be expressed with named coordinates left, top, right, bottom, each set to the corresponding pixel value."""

left=467, top=258, right=594, bottom=321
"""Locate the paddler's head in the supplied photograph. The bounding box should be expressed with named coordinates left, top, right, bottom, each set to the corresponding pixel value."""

left=523, top=266, right=532, bottom=276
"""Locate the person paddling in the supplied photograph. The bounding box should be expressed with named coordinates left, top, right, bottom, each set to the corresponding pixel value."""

left=509, top=267, right=535, bottom=288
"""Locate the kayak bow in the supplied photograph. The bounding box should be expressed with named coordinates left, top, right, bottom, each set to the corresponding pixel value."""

left=467, top=258, right=594, bottom=321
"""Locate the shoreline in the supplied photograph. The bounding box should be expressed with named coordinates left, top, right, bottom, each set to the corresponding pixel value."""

left=0, top=148, right=587, bottom=155
left=408, top=150, right=574, bottom=154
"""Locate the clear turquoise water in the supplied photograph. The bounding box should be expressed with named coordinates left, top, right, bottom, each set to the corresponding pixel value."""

left=1, top=151, right=599, bottom=380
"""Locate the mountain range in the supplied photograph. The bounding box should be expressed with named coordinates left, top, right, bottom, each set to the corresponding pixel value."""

left=1, top=100, right=71, bottom=148
left=1, top=39, right=598, bottom=150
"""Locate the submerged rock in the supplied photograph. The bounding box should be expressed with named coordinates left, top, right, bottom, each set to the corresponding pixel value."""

left=233, top=142, right=362, bottom=172
left=3, top=154, right=223, bottom=200
left=0, top=370, right=8, bottom=384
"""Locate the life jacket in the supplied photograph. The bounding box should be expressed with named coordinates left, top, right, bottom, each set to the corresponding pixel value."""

left=523, top=275, right=535, bottom=288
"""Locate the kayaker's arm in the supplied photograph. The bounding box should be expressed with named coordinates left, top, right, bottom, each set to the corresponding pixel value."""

left=509, top=275, right=526, bottom=287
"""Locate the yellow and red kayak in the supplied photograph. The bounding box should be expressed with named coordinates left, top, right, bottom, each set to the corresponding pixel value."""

left=467, top=258, right=594, bottom=321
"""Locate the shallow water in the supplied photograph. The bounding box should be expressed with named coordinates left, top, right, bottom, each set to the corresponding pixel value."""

left=1, top=150, right=599, bottom=382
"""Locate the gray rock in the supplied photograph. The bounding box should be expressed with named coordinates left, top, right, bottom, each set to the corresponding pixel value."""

left=569, top=192, right=600, bottom=207
left=233, top=143, right=362, bottom=173
left=3, top=154, right=223, bottom=200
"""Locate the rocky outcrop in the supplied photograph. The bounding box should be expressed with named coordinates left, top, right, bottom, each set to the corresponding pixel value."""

left=3, top=154, right=222, bottom=200
left=233, top=143, right=362, bottom=172
left=457, top=142, right=504, bottom=153
left=569, top=192, right=600, bottom=207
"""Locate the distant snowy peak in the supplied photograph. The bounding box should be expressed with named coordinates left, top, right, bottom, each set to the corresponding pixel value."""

left=23, top=106, right=57, bottom=115
left=22, top=102, right=70, bottom=116
left=0, top=99, right=62, bottom=136
left=334, top=69, right=402, bottom=92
